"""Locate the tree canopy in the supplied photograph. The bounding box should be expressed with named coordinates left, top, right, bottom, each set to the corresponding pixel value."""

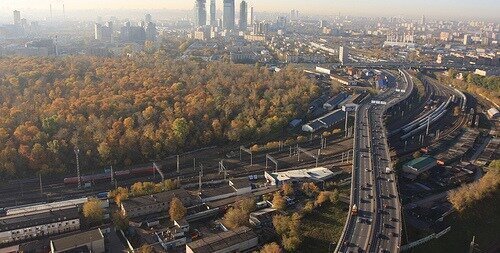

left=0, top=55, right=318, bottom=177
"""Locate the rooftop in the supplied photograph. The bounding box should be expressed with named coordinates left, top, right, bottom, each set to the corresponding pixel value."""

left=50, top=228, right=104, bottom=252
left=121, top=188, right=191, bottom=211
left=0, top=207, right=80, bottom=232
left=229, top=178, right=251, bottom=190
left=405, top=156, right=437, bottom=171
left=267, top=167, right=339, bottom=182
left=200, top=185, right=236, bottom=199
left=6, top=198, right=88, bottom=216
left=187, top=226, right=257, bottom=253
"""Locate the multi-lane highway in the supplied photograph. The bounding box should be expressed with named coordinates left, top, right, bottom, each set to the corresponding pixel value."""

left=336, top=70, right=413, bottom=253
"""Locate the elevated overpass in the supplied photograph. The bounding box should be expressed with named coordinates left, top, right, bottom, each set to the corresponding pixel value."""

left=336, top=69, right=414, bottom=253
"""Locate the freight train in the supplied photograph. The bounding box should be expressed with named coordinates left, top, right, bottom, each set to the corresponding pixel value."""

left=63, top=166, right=155, bottom=184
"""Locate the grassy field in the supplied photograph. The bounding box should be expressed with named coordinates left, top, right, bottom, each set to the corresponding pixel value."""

left=298, top=202, right=348, bottom=253
left=412, top=192, right=500, bottom=253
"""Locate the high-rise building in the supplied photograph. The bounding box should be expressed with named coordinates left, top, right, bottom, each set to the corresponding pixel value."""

left=290, top=10, right=299, bottom=20
left=250, top=6, right=254, bottom=25
left=253, top=21, right=269, bottom=35
left=120, top=22, right=146, bottom=43
left=339, top=46, right=348, bottom=64
left=145, top=14, right=152, bottom=23
left=210, top=0, right=217, bottom=26
left=320, top=20, right=328, bottom=28
left=94, top=22, right=113, bottom=42
left=223, top=0, right=235, bottom=30
left=146, top=22, right=157, bottom=41
left=195, top=0, right=207, bottom=27
left=421, top=15, right=426, bottom=25
left=13, top=10, right=21, bottom=26
left=463, top=34, right=471, bottom=45
left=276, top=16, right=287, bottom=29
left=239, top=1, right=248, bottom=31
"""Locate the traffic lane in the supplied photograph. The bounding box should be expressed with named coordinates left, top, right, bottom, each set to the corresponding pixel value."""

left=349, top=107, right=374, bottom=251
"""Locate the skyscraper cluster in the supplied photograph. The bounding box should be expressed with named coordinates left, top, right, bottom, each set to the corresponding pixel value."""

left=94, top=14, right=157, bottom=44
left=194, top=0, right=251, bottom=31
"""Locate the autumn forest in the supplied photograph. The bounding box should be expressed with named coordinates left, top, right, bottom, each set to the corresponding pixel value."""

left=0, top=54, right=318, bottom=178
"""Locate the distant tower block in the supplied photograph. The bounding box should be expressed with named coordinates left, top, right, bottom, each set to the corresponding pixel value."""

left=339, top=45, right=348, bottom=64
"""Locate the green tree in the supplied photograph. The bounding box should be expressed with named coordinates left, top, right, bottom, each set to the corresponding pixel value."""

left=171, top=118, right=191, bottom=146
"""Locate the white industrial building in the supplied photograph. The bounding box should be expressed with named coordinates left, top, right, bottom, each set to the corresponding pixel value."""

left=264, top=167, right=340, bottom=186
left=0, top=208, right=80, bottom=244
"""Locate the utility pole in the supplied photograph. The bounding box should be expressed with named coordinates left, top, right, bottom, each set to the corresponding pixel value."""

left=110, top=166, right=114, bottom=184
left=74, top=147, right=81, bottom=189
left=177, top=155, right=180, bottom=173
left=198, top=171, right=202, bottom=192
left=426, top=116, right=430, bottom=135
left=345, top=110, right=349, bottom=138
left=39, top=173, right=43, bottom=195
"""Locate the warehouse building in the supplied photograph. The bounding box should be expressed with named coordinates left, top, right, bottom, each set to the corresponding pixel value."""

left=200, top=179, right=252, bottom=202
left=264, top=167, right=339, bottom=186
left=50, top=228, right=105, bottom=253
left=302, top=109, right=345, bottom=133
left=120, top=188, right=194, bottom=218
left=323, top=92, right=349, bottom=111
left=0, top=208, right=80, bottom=244
left=403, top=156, right=437, bottom=179
left=185, top=226, right=258, bottom=253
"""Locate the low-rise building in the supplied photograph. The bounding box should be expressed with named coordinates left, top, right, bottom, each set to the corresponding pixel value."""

left=156, top=220, right=190, bottom=250
left=403, top=157, right=437, bottom=178
left=0, top=208, right=80, bottom=245
left=185, top=226, right=258, bottom=253
left=302, top=109, right=345, bottom=133
left=120, top=188, right=193, bottom=218
left=323, top=92, right=349, bottom=111
left=201, top=179, right=252, bottom=203
left=264, top=167, right=339, bottom=186
left=50, top=228, right=105, bottom=253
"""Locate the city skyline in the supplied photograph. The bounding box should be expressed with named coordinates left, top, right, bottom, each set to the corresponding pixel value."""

left=1, top=0, right=499, bottom=21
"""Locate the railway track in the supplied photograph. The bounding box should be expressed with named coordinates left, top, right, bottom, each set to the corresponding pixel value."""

left=0, top=137, right=354, bottom=208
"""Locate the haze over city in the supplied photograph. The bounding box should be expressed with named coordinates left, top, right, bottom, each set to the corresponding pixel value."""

left=1, top=0, right=499, bottom=21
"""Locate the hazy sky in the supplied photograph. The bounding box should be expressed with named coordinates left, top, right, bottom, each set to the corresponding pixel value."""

left=1, top=0, right=499, bottom=20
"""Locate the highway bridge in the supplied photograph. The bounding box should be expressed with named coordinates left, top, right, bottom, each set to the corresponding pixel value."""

left=336, top=69, right=414, bottom=253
